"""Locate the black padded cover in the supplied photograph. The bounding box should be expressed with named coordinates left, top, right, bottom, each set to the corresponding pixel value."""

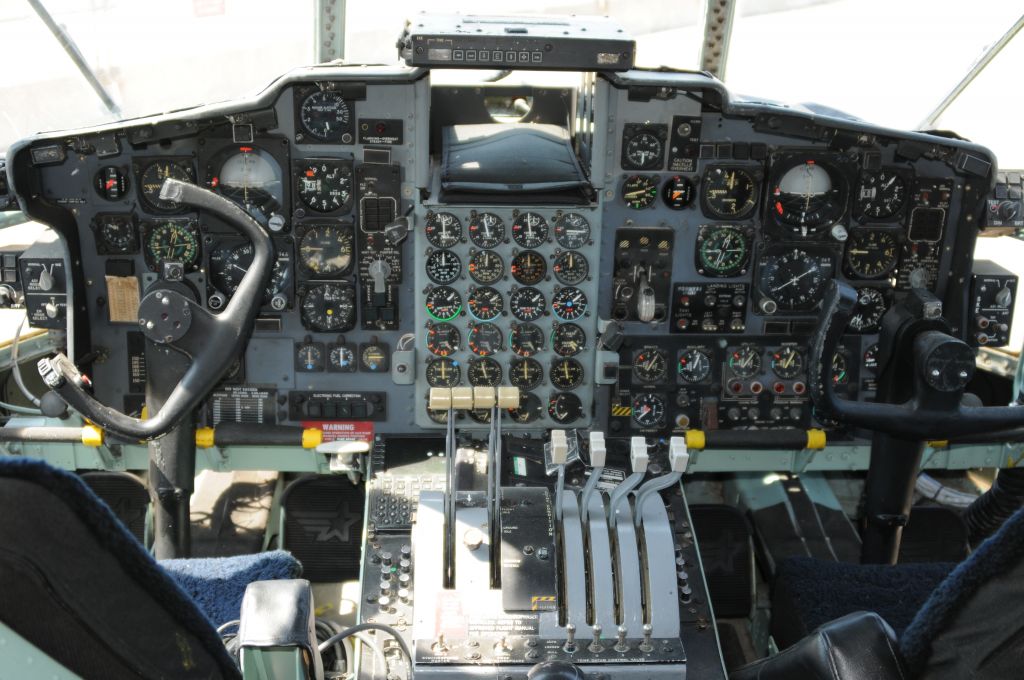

left=239, top=579, right=322, bottom=679
left=440, top=123, right=591, bottom=204
left=0, top=458, right=239, bottom=679
left=731, top=612, right=906, bottom=680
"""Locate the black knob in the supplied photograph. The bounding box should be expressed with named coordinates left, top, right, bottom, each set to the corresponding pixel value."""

left=527, top=660, right=586, bottom=680
left=998, top=200, right=1020, bottom=221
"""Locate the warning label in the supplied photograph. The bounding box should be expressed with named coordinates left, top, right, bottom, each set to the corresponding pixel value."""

left=301, top=420, right=374, bottom=442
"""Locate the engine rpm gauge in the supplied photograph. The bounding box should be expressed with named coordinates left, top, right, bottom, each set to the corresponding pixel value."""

left=510, top=323, right=545, bottom=357
left=550, top=358, right=584, bottom=390
left=299, top=90, right=352, bottom=142
left=299, top=223, right=353, bottom=276
left=511, top=212, right=549, bottom=248
left=509, top=287, right=546, bottom=322
left=511, top=251, right=546, bottom=285
left=552, top=251, right=589, bottom=285
left=426, top=322, right=461, bottom=356
left=425, top=250, right=462, bottom=284
left=425, top=286, right=462, bottom=322
left=426, top=357, right=461, bottom=387
left=467, top=286, right=503, bottom=321
left=633, top=349, right=668, bottom=383
left=554, top=213, right=591, bottom=248
left=696, top=226, right=751, bottom=277
left=702, top=167, right=758, bottom=219
left=845, top=229, right=899, bottom=279
left=468, top=250, right=504, bottom=284
left=856, top=169, right=907, bottom=220
left=469, top=213, right=505, bottom=248
left=552, top=287, right=588, bottom=321
left=425, top=212, right=462, bottom=248
left=296, top=160, right=352, bottom=213
left=622, top=175, right=659, bottom=209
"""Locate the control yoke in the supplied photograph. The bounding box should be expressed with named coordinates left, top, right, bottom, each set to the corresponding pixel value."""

left=38, top=178, right=273, bottom=441
left=808, top=280, right=1024, bottom=440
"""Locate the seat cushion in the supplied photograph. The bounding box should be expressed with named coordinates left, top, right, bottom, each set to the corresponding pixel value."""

left=772, top=556, right=954, bottom=649
left=731, top=611, right=907, bottom=680
left=162, top=550, right=302, bottom=627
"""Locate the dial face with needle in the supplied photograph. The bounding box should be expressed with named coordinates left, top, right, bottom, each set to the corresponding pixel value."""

left=551, top=323, right=585, bottom=356
left=550, top=357, right=584, bottom=390
left=468, top=357, right=502, bottom=386
left=299, top=223, right=353, bottom=276
left=510, top=323, right=545, bottom=357
left=509, top=358, right=543, bottom=390
left=426, top=357, right=461, bottom=387
left=728, top=345, right=762, bottom=378
left=633, top=349, right=668, bottom=383
left=770, top=346, right=804, bottom=379
left=622, top=175, right=659, bottom=209
left=144, top=219, right=200, bottom=269
left=758, top=249, right=832, bottom=310
left=696, top=226, right=751, bottom=277
left=425, top=212, right=462, bottom=248
left=702, top=166, right=758, bottom=219
left=553, top=250, right=589, bottom=285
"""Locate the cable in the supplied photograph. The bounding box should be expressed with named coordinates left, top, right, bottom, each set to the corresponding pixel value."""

left=0, top=399, right=42, bottom=416
left=397, top=333, right=416, bottom=351
left=11, top=315, right=41, bottom=407
left=317, top=622, right=412, bottom=671
left=216, top=619, right=240, bottom=634
left=353, top=631, right=389, bottom=676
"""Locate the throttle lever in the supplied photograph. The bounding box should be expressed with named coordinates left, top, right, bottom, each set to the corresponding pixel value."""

left=39, top=178, right=272, bottom=441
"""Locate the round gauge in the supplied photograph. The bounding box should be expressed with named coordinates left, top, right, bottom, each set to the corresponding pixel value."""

left=94, top=166, right=129, bottom=200
left=468, top=323, right=503, bottom=356
left=548, top=393, right=583, bottom=424
left=622, top=175, right=659, bottom=209
left=697, top=226, right=751, bottom=277
left=550, top=357, right=584, bottom=390
left=360, top=344, right=388, bottom=372
left=211, top=146, right=284, bottom=226
left=770, top=160, right=845, bottom=232
left=511, top=251, right=547, bottom=285
left=468, top=250, right=504, bottom=284
left=295, top=342, right=324, bottom=372
left=678, top=349, right=712, bottom=383
left=468, top=213, right=505, bottom=248
left=145, top=220, right=199, bottom=268
left=426, top=212, right=463, bottom=248
left=552, top=287, right=588, bottom=321
left=552, top=251, right=589, bottom=285
left=633, top=349, right=668, bottom=383
left=551, top=323, right=586, bottom=357
left=426, top=322, right=461, bottom=357
left=728, top=346, right=762, bottom=378
left=702, top=167, right=758, bottom=219
left=426, top=357, right=461, bottom=387
left=301, top=283, right=355, bottom=332
left=511, top=212, right=549, bottom=248
left=510, top=287, right=546, bottom=322
left=554, top=213, right=591, bottom=248
left=509, top=392, right=543, bottom=424
left=299, top=224, right=353, bottom=276
left=468, top=409, right=493, bottom=424
left=864, top=344, right=880, bottom=371
left=425, top=250, right=462, bottom=284
left=758, top=249, right=831, bottom=310
left=467, top=286, right=503, bottom=321
left=832, top=352, right=849, bottom=386
left=425, top=286, right=462, bottom=322
left=770, top=347, right=804, bottom=379
left=468, top=357, right=502, bottom=386
left=296, top=160, right=352, bottom=213
left=625, top=132, right=663, bottom=169
left=857, top=170, right=907, bottom=220
left=663, top=175, right=695, bottom=210
left=95, top=215, right=137, bottom=253
left=510, top=323, right=545, bottom=357
left=509, top=358, right=543, bottom=390
left=426, top=406, right=449, bottom=425
left=848, top=287, right=887, bottom=333
left=139, top=160, right=193, bottom=212
left=632, top=393, right=666, bottom=428
left=209, top=242, right=288, bottom=301
left=845, top=229, right=899, bottom=279
left=329, top=344, right=356, bottom=372
left=299, top=90, right=351, bottom=142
